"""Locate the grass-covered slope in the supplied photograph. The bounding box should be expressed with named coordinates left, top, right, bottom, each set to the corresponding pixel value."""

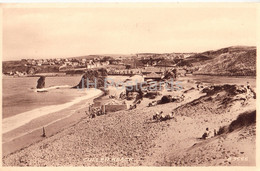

left=178, top=46, right=256, bottom=76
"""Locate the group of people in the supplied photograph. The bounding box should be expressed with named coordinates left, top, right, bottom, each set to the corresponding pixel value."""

left=86, top=103, right=105, bottom=118
left=153, top=111, right=177, bottom=122
left=202, top=127, right=218, bottom=140
left=129, top=98, right=142, bottom=110
left=129, top=104, right=137, bottom=110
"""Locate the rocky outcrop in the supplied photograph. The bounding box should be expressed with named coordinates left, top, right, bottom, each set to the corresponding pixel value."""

left=73, top=68, right=108, bottom=89
left=163, top=69, right=177, bottom=80
left=36, top=76, right=45, bottom=89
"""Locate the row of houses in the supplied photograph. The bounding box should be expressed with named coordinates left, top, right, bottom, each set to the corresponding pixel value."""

left=7, top=71, right=28, bottom=77
left=107, top=67, right=168, bottom=76
left=136, top=53, right=194, bottom=60
left=21, top=57, right=111, bottom=68
left=107, top=69, right=141, bottom=75
left=59, top=61, right=110, bottom=71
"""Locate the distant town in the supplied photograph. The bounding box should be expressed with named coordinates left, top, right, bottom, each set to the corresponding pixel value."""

left=3, top=52, right=194, bottom=77
left=3, top=46, right=257, bottom=77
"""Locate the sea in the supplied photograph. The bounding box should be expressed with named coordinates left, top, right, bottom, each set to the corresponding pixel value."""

left=2, top=76, right=102, bottom=134
left=184, top=75, right=256, bottom=89
left=3, top=76, right=83, bottom=118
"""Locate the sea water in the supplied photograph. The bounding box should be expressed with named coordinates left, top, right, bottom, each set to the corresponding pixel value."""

left=2, top=76, right=102, bottom=134
left=184, top=75, right=256, bottom=88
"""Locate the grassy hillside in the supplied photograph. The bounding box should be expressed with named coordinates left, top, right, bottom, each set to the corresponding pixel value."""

left=178, top=46, right=256, bottom=76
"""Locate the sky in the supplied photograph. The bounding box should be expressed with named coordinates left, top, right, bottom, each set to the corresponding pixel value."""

left=2, top=4, right=257, bottom=61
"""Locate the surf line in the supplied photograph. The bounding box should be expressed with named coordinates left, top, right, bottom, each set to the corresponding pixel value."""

left=2, top=89, right=102, bottom=134
left=3, top=112, right=75, bottom=144
left=34, top=85, right=73, bottom=92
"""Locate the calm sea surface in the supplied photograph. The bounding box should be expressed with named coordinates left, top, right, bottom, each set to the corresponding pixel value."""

left=2, top=76, right=84, bottom=118
left=183, top=75, right=256, bottom=88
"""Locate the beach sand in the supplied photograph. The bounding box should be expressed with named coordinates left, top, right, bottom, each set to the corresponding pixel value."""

left=2, top=79, right=256, bottom=166
left=2, top=89, right=103, bottom=157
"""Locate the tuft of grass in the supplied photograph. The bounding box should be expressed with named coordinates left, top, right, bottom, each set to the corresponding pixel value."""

left=228, top=110, right=256, bottom=132
left=217, top=110, right=256, bottom=135
left=217, top=126, right=228, bottom=135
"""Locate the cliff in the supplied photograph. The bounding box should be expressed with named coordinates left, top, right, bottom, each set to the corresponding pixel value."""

left=73, top=68, right=108, bottom=89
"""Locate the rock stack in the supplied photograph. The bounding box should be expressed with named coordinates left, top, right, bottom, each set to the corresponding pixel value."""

left=36, top=76, right=45, bottom=89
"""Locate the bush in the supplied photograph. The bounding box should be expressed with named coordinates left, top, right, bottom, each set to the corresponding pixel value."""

left=228, top=110, right=256, bottom=132
left=160, top=95, right=172, bottom=104
left=217, top=126, right=228, bottom=135
left=217, top=110, right=256, bottom=135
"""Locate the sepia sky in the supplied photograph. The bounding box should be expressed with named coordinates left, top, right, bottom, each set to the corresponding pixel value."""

left=2, top=4, right=257, bottom=61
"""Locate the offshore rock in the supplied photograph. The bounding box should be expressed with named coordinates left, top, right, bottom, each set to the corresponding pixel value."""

left=36, top=76, right=46, bottom=89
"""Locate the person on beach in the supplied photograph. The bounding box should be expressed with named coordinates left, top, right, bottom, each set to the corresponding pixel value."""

left=153, top=111, right=163, bottom=121
left=244, top=81, right=253, bottom=100
left=246, top=81, right=251, bottom=90
left=159, top=111, right=164, bottom=117
left=42, top=127, right=46, bottom=137
left=246, top=81, right=252, bottom=95
left=160, top=111, right=170, bottom=121
left=171, top=111, right=177, bottom=122
left=87, top=103, right=91, bottom=115
left=214, top=129, right=217, bottom=136
left=153, top=112, right=160, bottom=120
left=202, top=128, right=210, bottom=140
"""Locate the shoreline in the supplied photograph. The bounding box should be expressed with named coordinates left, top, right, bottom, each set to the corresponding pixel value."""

left=2, top=89, right=104, bottom=156
left=191, top=74, right=256, bottom=78
left=3, top=73, right=257, bottom=78
left=2, top=88, right=102, bottom=134
left=2, top=74, right=82, bottom=78
left=192, top=73, right=256, bottom=77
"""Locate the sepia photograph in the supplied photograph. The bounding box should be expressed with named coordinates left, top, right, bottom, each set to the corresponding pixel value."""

left=1, top=3, right=258, bottom=167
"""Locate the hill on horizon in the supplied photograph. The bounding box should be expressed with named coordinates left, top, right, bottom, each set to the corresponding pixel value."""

left=177, top=46, right=256, bottom=76
left=2, top=45, right=256, bottom=76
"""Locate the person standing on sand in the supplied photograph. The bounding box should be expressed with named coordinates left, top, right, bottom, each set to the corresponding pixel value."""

left=42, top=127, right=46, bottom=137
left=245, top=81, right=252, bottom=100
left=247, top=81, right=251, bottom=89
left=171, top=111, right=177, bottom=122
left=246, top=81, right=252, bottom=94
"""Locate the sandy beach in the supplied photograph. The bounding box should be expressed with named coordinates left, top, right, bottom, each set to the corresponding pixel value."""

left=2, top=88, right=103, bottom=157
left=2, top=77, right=256, bottom=166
